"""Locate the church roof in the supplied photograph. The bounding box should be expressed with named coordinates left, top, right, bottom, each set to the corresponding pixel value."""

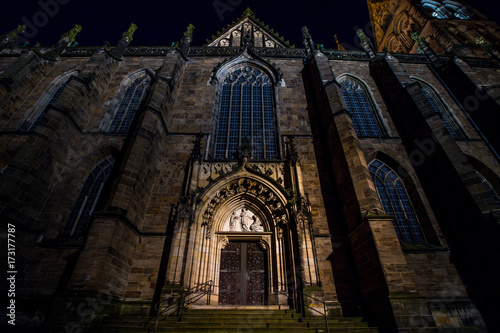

left=206, top=8, right=294, bottom=48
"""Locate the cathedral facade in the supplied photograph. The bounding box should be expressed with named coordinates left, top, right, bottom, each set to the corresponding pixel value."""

left=1, top=1, right=500, bottom=332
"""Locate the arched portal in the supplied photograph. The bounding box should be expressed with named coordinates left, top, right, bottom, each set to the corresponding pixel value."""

left=166, top=171, right=303, bottom=306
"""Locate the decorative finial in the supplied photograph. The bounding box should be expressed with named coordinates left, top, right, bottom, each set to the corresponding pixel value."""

left=0, top=25, right=26, bottom=49
left=122, top=23, right=138, bottom=42
left=34, top=24, right=82, bottom=61
left=62, top=24, right=82, bottom=43
left=475, top=36, right=494, bottom=55
left=334, top=34, right=346, bottom=51
left=183, top=24, right=195, bottom=40
left=411, top=32, right=439, bottom=62
left=411, top=32, right=424, bottom=52
left=105, top=23, right=138, bottom=61
left=356, top=29, right=376, bottom=59
left=301, top=26, right=311, bottom=39
left=356, top=29, right=370, bottom=44
left=243, top=8, right=254, bottom=17
left=302, top=26, right=317, bottom=55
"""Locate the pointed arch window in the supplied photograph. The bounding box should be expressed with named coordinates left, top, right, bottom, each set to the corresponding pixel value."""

left=60, top=157, right=114, bottom=239
left=475, top=171, right=500, bottom=207
left=416, top=80, right=468, bottom=139
left=213, top=66, right=278, bottom=160
left=339, top=77, right=385, bottom=137
left=108, top=72, right=151, bottom=133
left=18, top=71, right=76, bottom=131
left=369, top=160, right=425, bottom=243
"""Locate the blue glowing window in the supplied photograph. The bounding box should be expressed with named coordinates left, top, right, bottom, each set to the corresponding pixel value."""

left=109, top=73, right=151, bottom=133
left=60, top=157, right=115, bottom=239
left=422, top=1, right=473, bottom=20
left=213, top=66, right=277, bottom=159
left=420, top=84, right=467, bottom=139
left=369, top=160, right=425, bottom=243
left=340, top=79, right=384, bottom=137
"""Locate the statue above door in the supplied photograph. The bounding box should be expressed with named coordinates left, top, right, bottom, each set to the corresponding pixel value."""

left=222, top=208, right=264, bottom=232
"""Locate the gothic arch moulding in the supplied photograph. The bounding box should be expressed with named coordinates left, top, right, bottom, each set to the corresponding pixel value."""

left=167, top=168, right=294, bottom=302
left=210, top=49, right=283, bottom=86
left=196, top=171, right=290, bottom=239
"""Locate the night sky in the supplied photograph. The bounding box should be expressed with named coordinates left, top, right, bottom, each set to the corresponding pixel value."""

left=1, top=0, right=499, bottom=50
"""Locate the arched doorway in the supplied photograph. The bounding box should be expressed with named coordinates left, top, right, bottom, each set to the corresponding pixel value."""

left=165, top=169, right=321, bottom=307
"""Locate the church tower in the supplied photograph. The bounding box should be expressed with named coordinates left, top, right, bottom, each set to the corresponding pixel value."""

left=367, top=0, right=500, bottom=56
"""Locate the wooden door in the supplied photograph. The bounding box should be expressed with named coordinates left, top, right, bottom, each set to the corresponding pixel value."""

left=219, top=242, right=266, bottom=305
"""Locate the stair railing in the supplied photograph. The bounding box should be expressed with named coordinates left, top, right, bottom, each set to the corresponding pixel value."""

left=275, top=281, right=329, bottom=333
left=152, top=280, right=213, bottom=333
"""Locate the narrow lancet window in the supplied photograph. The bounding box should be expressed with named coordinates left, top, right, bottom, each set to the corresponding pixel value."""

left=369, top=160, right=425, bottom=243
left=418, top=81, right=468, bottom=139
left=60, top=157, right=114, bottom=239
left=108, top=73, right=151, bottom=133
left=18, top=72, right=75, bottom=131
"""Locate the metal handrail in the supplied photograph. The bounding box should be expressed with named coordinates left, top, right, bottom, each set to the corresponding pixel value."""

left=276, top=281, right=329, bottom=333
left=150, top=280, right=213, bottom=333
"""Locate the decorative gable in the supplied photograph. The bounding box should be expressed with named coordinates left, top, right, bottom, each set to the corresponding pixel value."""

left=207, top=8, right=293, bottom=48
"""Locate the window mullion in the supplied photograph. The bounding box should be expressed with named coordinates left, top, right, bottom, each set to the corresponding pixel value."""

left=239, top=84, right=243, bottom=147
left=250, top=84, right=254, bottom=159
left=261, top=85, right=266, bottom=159
left=225, top=84, right=234, bottom=159
left=119, top=83, right=141, bottom=131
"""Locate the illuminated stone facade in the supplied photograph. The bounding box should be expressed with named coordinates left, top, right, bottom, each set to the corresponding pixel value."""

left=1, top=4, right=499, bottom=332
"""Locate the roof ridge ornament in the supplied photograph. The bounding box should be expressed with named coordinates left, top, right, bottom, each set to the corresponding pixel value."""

left=0, top=25, right=27, bottom=50
left=356, top=29, right=376, bottom=59
left=105, top=23, right=137, bottom=61
left=35, top=24, right=82, bottom=61
left=243, top=7, right=254, bottom=18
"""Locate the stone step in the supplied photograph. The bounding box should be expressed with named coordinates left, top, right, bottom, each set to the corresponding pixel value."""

left=97, top=309, right=378, bottom=333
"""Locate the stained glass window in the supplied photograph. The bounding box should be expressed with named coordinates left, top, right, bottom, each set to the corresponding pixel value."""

left=421, top=1, right=473, bottom=20
left=369, top=160, right=425, bottom=243
left=108, top=73, right=151, bottom=133
left=418, top=81, right=468, bottom=139
left=60, top=157, right=114, bottom=239
left=213, top=66, right=277, bottom=159
left=339, top=78, right=385, bottom=137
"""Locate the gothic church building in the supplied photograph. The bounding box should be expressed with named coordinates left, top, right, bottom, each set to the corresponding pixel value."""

left=1, top=1, right=500, bottom=332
